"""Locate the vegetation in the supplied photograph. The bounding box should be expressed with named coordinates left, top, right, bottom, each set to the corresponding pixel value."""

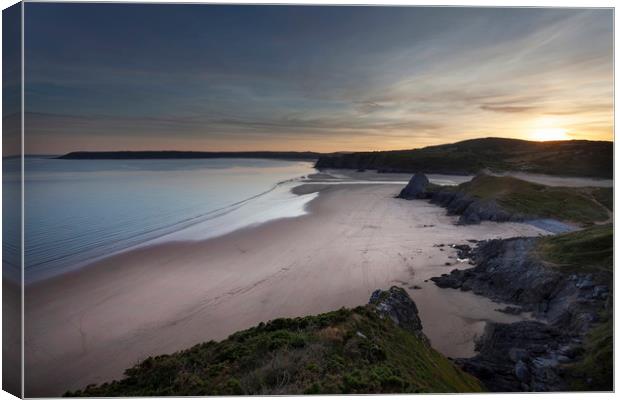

left=536, top=225, right=613, bottom=391
left=65, top=306, right=483, bottom=396
left=591, top=187, right=613, bottom=211
left=567, top=313, right=613, bottom=391
left=536, top=224, right=613, bottom=278
left=315, top=137, right=613, bottom=178
left=457, top=175, right=611, bottom=225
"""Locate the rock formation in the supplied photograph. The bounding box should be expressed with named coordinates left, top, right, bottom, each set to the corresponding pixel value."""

left=431, top=237, right=610, bottom=391
left=369, top=286, right=424, bottom=335
left=397, top=174, right=430, bottom=200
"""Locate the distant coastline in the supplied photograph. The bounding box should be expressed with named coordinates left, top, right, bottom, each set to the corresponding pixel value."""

left=57, top=150, right=328, bottom=161
left=56, top=137, right=614, bottom=178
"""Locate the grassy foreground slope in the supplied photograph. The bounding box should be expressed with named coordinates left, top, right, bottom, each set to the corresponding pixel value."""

left=315, top=138, right=612, bottom=178
left=441, top=174, right=612, bottom=225
left=537, top=225, right=613, bottom=391
left=66, top=300, right=483, bottom=396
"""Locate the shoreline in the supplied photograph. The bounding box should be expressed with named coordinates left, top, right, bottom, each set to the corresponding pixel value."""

left=25, top=182, right=551, bottom=396
left=24, top=180, right=318, bottom=284
left=25, top=168, right=609, bottom=285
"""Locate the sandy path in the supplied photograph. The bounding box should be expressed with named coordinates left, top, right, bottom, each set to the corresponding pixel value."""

left=489, top=171, right=612, bottom=187
left=25, top=184, right=549, bottom=396
left=320, top=168, right=613, bottom=187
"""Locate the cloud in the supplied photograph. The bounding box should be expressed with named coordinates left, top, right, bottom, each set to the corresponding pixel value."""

left=353, top=101, right=385, bottom=115
left=480, top=104, right=537, bottom=113
left=23, top=6, right=613, bottom=152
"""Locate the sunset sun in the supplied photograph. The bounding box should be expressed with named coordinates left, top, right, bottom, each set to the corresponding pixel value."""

left=531, top=127, right=570, bottom=141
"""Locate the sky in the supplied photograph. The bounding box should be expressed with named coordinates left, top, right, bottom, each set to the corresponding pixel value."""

left=22, top=4, right=613, bottom=154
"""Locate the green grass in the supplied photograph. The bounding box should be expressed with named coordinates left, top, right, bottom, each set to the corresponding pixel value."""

left=567, top=314, right=613, bottom=391
left=536, top=224, right=613, bottom=278
left=591, top=187, right=613, bottom=211
left=458, top=175, right=610, bottom=225
left=65, top=306, right=483, bottom=396
left=535, top=225, right=613, bottom=391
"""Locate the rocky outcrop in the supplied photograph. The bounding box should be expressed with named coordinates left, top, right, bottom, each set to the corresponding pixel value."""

left=430, top=190, right=523, bottom=225
left=431, top=238, right=559, bottom=311
left=397, top=174, right=430, bottom=200
left=458, top=321, right=573, bottom=392
left=431, top=238, right=608, bottom=323
left=369, top=286, right=424, bottom=336
left=431, top=238, right=610, bottom=391
left=396, top=173, right=528, bottom=224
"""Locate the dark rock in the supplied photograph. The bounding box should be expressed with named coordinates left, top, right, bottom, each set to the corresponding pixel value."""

left=429, top=188, right=526, bottom=225
left=496, top=306, right=523, bottom=315
left=452, top=244, right=473, bottom=259
left=369, top=286, right=424, bottom=335
left=514, top=360, right=530, bottom=382
left=557, top=345, right=578, bottom=359
left=457, top=321, right=569, bottom=392
left=592, top=285, right=608, bottom=299
left=432, top=238, right=564, bottom=310
left=398, top=173, right=430, bottom=200
left=431, top=236, right=611, bottom=392
left=430, top=275, right=461, bottom=289
left=508, top=348, right=529, bottom=362
left=575, top=275, right=595, bottom=289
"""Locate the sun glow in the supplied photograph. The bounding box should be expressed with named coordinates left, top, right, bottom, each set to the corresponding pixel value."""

left=531, top=127, right=569, bottom=142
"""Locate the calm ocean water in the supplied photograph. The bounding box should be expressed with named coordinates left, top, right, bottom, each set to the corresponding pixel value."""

left=3, top=157, right=316, bottom=283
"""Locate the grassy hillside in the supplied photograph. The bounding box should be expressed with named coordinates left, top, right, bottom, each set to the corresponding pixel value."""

left=315, top=138, right=612, bottom=178
left=65, top=303, right=483, bottom=396
left=536, top=225, right=613, bottom=391
left=455, top=175, right=611, bottom=225
left=537, top=224, right=613, bottom=278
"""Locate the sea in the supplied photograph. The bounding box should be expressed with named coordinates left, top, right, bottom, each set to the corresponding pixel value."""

left=3, top=157, right=317, bottom=283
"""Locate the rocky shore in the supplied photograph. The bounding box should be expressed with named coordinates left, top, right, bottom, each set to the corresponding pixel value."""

left=398, top=172, right=606, bottom=234
left=398, top=172, right=526, bottom=224
left=396, top=173, right=612, bottom=391
left=429, top=189, right=523, bottom=224
left=430, top=236, right=611, bottom=391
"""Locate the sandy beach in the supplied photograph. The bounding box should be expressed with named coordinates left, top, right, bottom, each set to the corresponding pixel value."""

left=25, top=183, right=551, bottom=396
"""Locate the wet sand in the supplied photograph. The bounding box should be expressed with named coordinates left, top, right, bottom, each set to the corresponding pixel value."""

left=25, top=184, right=550, bottom=396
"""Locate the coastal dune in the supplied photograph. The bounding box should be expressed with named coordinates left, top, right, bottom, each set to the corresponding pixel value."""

left=25, top=183, right=550, bottom=396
